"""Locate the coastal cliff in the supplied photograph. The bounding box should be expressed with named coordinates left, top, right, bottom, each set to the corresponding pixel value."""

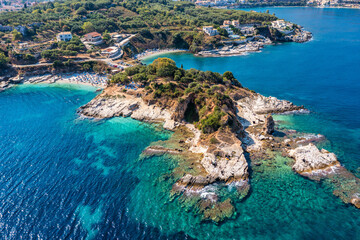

left=79, top=58, right=359, bottom=222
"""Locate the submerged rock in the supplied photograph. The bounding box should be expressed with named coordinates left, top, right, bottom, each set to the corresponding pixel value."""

left=201, top=198, right=235, bottom=223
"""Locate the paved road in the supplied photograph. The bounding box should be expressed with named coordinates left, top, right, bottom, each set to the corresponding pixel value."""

left=12, top=58, right=106, bottom=68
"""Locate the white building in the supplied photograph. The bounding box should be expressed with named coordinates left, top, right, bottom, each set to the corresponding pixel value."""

left=101, top=46, right=121, bottom=59
left=203, top=26, right=218, bottom=36
left=56, top=32, right=73, bottom=42
left=271, top=20, right=294, bottom=34
left=17, top=42, right=28, bottom=51
left=272, top=20, right=293, bottom=29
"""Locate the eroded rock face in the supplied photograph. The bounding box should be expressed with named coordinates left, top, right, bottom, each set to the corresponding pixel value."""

left=172, top=93, right=196, bottom=122
left=288, top=143, right=340, bottom=175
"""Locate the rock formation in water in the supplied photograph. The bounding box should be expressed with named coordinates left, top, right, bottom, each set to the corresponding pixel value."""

left=287, top=143, right=360, bottom=209
left=289, top=143, right=340, bottom=175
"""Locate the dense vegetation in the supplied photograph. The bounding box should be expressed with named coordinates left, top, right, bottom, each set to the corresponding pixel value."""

left=110, top=58, right=243, bottom=133
left=0, top=0, right=276, bottom=33
left=0, top=50, right=9, bottom=67
left=0, top=0, right=277, bottom=52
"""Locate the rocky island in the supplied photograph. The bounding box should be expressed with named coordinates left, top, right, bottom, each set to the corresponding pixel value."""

left=78, top=58, right=360, bottom=222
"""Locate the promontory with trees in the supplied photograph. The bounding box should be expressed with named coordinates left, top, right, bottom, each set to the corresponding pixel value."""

left=79, top=58, right=360, bottom=223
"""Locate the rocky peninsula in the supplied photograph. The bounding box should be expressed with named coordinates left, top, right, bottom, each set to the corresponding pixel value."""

left=78, top=58, right=359, bottom=223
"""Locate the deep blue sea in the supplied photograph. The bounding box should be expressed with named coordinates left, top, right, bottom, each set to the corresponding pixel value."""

left=1, top=7, right=360, bottom=240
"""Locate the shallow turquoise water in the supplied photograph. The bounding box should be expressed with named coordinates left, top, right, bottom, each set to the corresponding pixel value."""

left=1, top=7, right=360, bottom=240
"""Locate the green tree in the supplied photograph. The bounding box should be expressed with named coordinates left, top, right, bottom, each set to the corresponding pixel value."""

left=151, top=58, right=177, bottom=77
left=200, top=107, right=224, bottom=133
left=82, top=22, right=95, bottom=33
left=217, top=27, right=228, bottom=38
left=223, top=71, right=235, bottom=81
left=0, top=52, right=9, bottom=66
left=82, top=63, right=91, bottom=71
left=102, top=30, right=111, bottom=43
left=76, top=7, right=87, bottom=15
left=11, top=29, right=22, bottom=41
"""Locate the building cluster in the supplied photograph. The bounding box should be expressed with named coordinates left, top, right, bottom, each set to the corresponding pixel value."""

left=0, top=0, right=38, bottom=12
left=203, top=20, right=256, bottom=38
left=56, top=31, right=124, bottom=60
left=195, top=0, right=236, bottom=7
left=307, top=0, right=360, bottom=7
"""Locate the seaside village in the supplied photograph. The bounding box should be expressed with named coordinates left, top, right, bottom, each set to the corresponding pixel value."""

left=0, top=17, right=298, bottom=88
left=199, top=19, right=297, bottom=56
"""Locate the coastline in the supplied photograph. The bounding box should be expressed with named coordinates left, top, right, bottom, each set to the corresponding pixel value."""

left=135, top=49, right=189, bottom=60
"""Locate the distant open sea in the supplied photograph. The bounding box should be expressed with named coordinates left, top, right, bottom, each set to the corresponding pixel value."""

left=1, top=7, right=360, bottom=240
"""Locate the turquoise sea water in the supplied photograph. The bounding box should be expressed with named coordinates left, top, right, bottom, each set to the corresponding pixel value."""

left=1, top=7, right=360, bottom=240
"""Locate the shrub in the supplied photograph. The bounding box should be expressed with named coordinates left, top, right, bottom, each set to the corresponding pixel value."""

left=210, top=137, right=219, bottom=144
left=200, top=107, right=224, bottom=133
left=111, top=73, right=130, bottom=84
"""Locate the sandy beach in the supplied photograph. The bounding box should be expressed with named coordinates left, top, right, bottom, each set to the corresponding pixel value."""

left=135, top=49, right=188, bottom=60
left=21, top=73, right=108, bottom=88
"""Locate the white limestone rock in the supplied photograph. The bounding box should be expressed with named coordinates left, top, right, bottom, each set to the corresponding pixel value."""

left=288, top=143, right=340, bottom=174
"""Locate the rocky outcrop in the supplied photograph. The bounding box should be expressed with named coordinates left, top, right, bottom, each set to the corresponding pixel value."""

left=142, top=145, right=183, bottom=155
left=285, top=29, right=312, bottom=43
left=236, top=93, right=305, bottom=126
left=0, top=79, right=11, bottom=92
left=351, top=196, right=360, bottom=209
left=288, top=143, right=340, bottom=176
left=262, top=115, right=275, bottom=135
left=201, top=132, right=248, bottom=182
left=78, top=90, right=177, bottom=130
left=288, top=144, right=360, bottom=209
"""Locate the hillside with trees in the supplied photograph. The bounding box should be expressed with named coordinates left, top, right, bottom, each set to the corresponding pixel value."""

left=0, top=0, right=277, bottom=52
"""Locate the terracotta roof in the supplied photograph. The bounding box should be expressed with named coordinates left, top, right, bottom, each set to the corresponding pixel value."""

left=85, top=32, right=101, bottom=38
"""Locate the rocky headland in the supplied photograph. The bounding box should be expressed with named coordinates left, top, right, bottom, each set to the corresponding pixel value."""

left=78, top=58, right=359, bottom=222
